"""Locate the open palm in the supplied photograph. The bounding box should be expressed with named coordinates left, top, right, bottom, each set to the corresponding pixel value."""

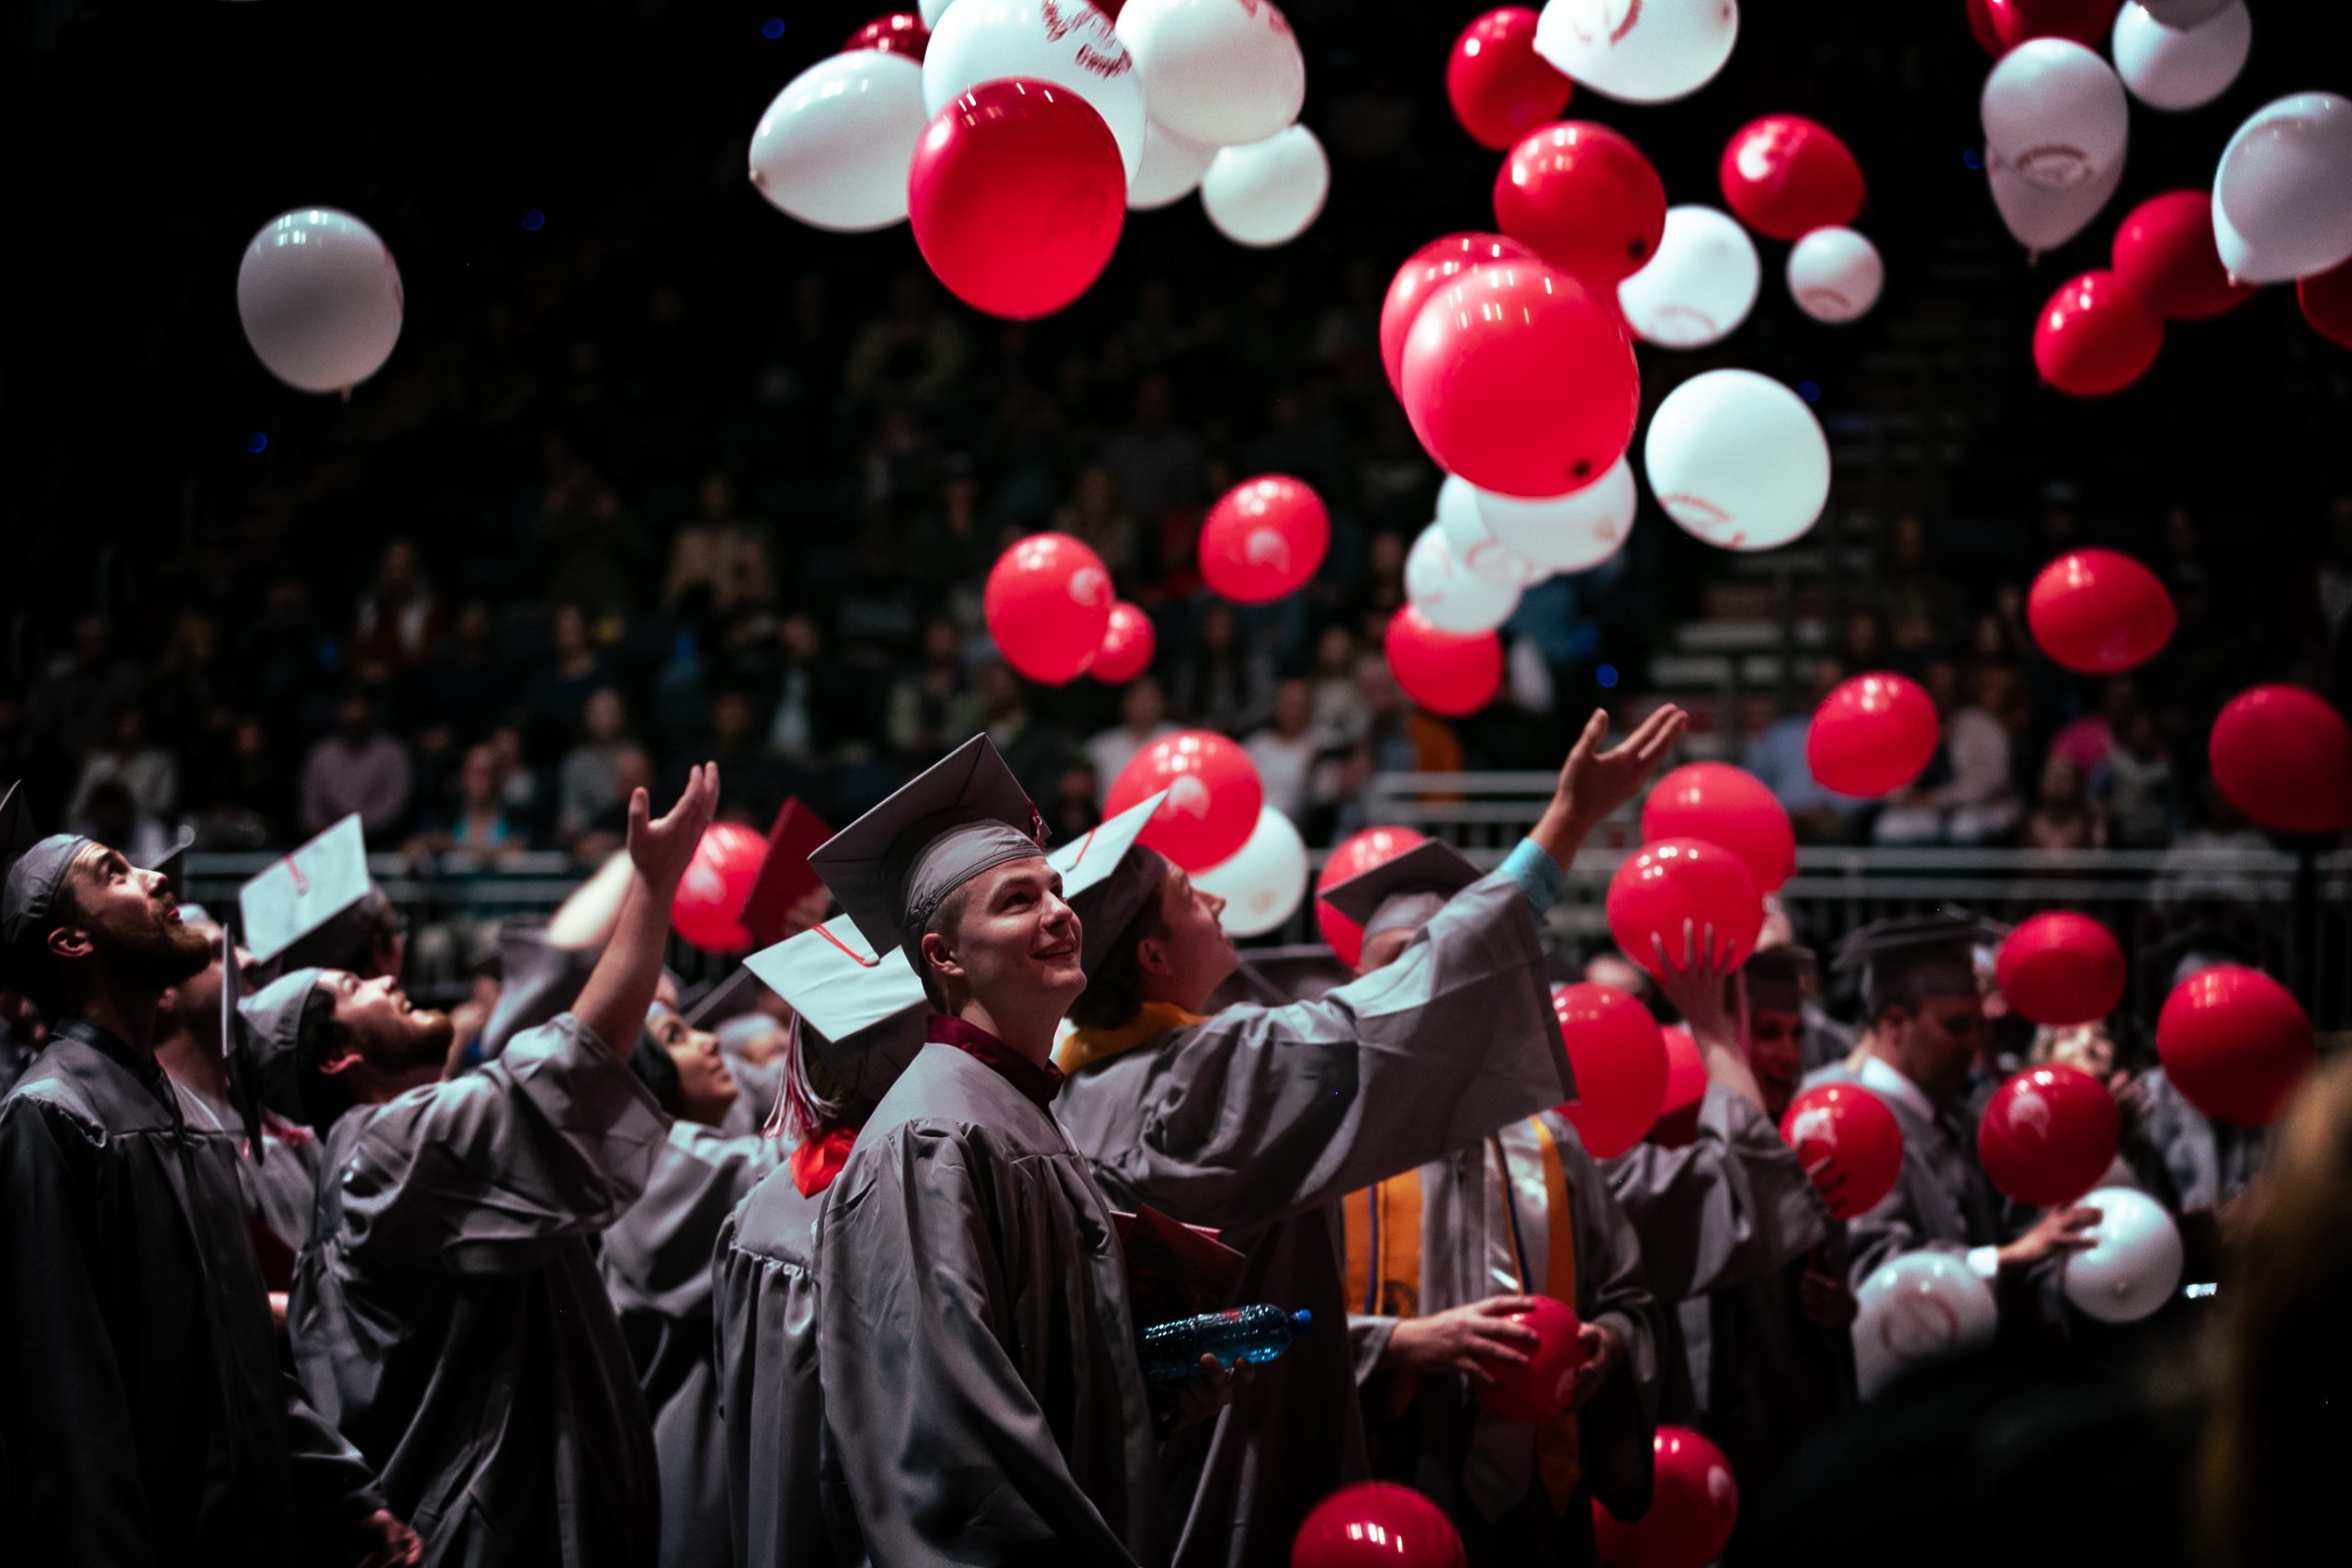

left=1557, top=705, right=1688, bottom=829
left=628, top=762, right=721, bottom=895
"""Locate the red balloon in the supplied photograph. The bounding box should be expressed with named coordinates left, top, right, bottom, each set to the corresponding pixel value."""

left=1448, top=8, right=1573, bottom=152
left=1493, top=122, right=1667, bottom=287
left=2209, top=684, right=2352, bottom=835
left=984, top=532, right=1114, bottom=685
left=1985, top=0, right=2120, bottom=50
left=2301, top=254, right=2352, bottom=349
left=1199, top=475, right=1330, bottom=604
left=1379, top=231, right=1537, bottom=396
left=1640, top=762, right=1796, bottom=895
left=1552, top=982, right=1670, bottom=1159
left=2110, top=192, right=2256, bottom=321
left=1965, top=0, right=2004, bottom=55
left=673, top=820, right=766, bottom=953
left=2026, top=548, right=2177, bottom=674
left=1397, top=259, right=1639, bottom=499
left=1605, top=839, right=1763, bottom=985
left=2034, top=270, right=2163, bottom=399
left=1316, top=826, right=1430, bottom=966
left=907, top=80, right=1126, bottom=321
left=1996, top=912, right=2127, bottom=1026
left=1779, top=1083, right=1904, bottom=1220
left=1806, top=672, right=1939, bottom=797
left=1476, top=1295, right=1589, bottom=1421
left=842, top=11, right=929, bottom=60
left=1977, top=1065, right=2120, bottom=1206
left=1092, top=602, right=1156, bottom=684
left=1104, top=729, right=1264, bottom=872
left=1385, top=607, right=1504, bottom=717
left=1594, top=1427, right=1739, bottom=1568
left=1293, top=1483, right=1466, bottom=1568
left=1649, top=1024, right=1708, bottom=1148
left=1716, top=116, right=1866, bottom=243
left=2157, top=965, right=2315, bottom=1127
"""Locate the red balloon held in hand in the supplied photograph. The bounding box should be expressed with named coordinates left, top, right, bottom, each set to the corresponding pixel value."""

left=1378, top=231, right=1536, bottom=395
left=2027, top=548, right=2177, bottom=674
left=1397, top=259, right=1639, bottom=500
left=1293, top=1483, right=1466, bottom=1568
left=1605, top=839, right=1763, bottom=985
left=1985, top=0, right=2121, bottom=51
left=1493, top=122, right=1667, bottom=287
left=1594, top=1427, right=1740, bottom=1568
left=1978, top=1065, right=2120, bottom=1206
left=1448, top=9, right=1572, bottom=152
left=2208, top=684, right=2352, bottom=835
left=2110, top=192, right=2256, bottom=321
left=1716, top=116, right=1866, bottom=243
left=1806, top=672, right=1939, bottom=797
left=1996, top=911, right=2127, bottom=1026
left=673, top=821, right=766, bottom=953
left=1105, top=729, right=1264, bottom=871
left=2034, top=271, right=2163, bottom=399
left=1385, top=607, right=1504, bottom=717
left=2301, top=254, right=2352, bottom=349
left=2157, top=965, right=2314, bottom=1127
left=984, top=532, right=1114, bottom=685
left=1476, top=1295, right=1588, bottom=1422
left=1640, top=762, right=1796, bottom=894
left=1552, top=982, right=1670, bottom=1159
left=1198, top=475, right=1329, bottom=604
left=841, top=11, right=929, bottom=60
left=907, top=80, right=1126, bottom=321
left=1780, top=1083, right=1904, bottom=1220
left=1091, top=602, right=1156, bottom=684
left=1316, top=826, right=1429, bottom=966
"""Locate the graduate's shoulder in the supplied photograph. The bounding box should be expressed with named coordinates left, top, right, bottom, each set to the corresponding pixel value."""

left=727, top=1157, right=827, bottom=1265
left=0, top=1037, right=176, bottom=1144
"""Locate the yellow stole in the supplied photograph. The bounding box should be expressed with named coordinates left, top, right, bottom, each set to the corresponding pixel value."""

left=1055, top=1001, right=1208, bottom=1075
left=1342, top=1117, right=1583, bottom=1510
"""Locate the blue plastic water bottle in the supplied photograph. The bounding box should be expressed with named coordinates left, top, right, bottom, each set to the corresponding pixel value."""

left=1138, top=1304, right=1315, bottom=1382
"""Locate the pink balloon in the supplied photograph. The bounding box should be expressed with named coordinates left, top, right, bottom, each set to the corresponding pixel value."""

left=1198, top=475, right=1329, bottom=604
left=984, top=532, right=1114, bottom=685
left=1379, top=231, right=1538, bottom=398
left=1397, top=258, right=1638, bottom=500
left=1996, top=912, right=2128, bottom=1026
left=1551, top=981, right=1669, bottom=1159
left=907, top=80, right=1126, bottom=321
left=1493, top=121, right=1667, bottom=288
left=1104, top=729, right=1264, bottom=871
left=1605, top=839, right=1763, bottom=985
left=2111, top=191, right=2256, bottom=321
left=1316, top=827, right=1430, bottom=966
left=1384, top=607, right=1503, bottom=717
left=1807, top=672, right=1939, bottom=797
left=1717, top=116, right=1866, bottom=243
left=2026, top=548, right=2177, bottom=674
left=1640, top=762, right=1796, bottom=894
left=1091, top=602, right=1156, bottom=684
left=2208, top=684, right=2352, bottom=835
left=673, top=821, right=766, bottom=953
left=1448, top=8, right=1572, bottom=152
left=2033, top=271, right=2163, bottom=399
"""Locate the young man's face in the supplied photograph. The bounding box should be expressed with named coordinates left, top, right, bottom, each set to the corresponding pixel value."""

left=650, top=1003, right=739, bottom=1126
left=322, top=972, right=454, bottom=1075
left=1884, top=989, right=1988, bottom=1105
left=1747, top=1006, right=1804, bottom=1122
left=933, top=858, right=1087, bottom=1010
left=60, top=846, right=212, bottom=989
left=1146, top=861, right=1236, bottom=1010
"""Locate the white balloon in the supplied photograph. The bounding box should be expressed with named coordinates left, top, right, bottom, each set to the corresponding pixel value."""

left=1130, top=120, right=1219, bottom=209
left=1981, top=39, right=2130, bottom=194
left=1986, top=141, right=2125, bottom=252
left=1407, top=522, right=1522, bottom=633
left=1475, top=457, right=1640, bottom=576
left=1644, top=370, right=1830, bottom=553
left=921, top=0, right=956, bottom=23
left=1532, top=0, right=1738, bottom=106
left=236, top=209, right=403, bottom=395
left=923, top=0, right=1148, bottom=180
left=1851, top=1251, right=1999, bottom=1401
left=2063, top=1186, right=2186, bottom=1325
left=1615, top=205, right=1758, bottom=349
left=1193, top=805, right=1309, bottom=937
left=2113, top=0, right=2250, bottom=113
left=1115, top=0, right=1306, bottom=148
left=749, top=51, right=929, bottom=232
left=2212, top=93, right=2352, bottom=284
left=2138, top=0, right=2230, bottom=21
left=1437, top=476, right=1541, bottom=587
left=1787, top=227, right=1884, bottom=323
left=1200, top=125, right=1328, bottom=247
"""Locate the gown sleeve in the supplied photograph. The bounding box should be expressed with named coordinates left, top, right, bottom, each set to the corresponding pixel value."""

left=1603, top=1084, right=1828, bottom=1303
left=1559, top=1122, right=1663, bottom=1527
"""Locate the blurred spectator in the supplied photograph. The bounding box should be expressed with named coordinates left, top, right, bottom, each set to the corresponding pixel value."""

left=2096, top=705, right=2179, bottom=850
left=77, top=776, right=172, bottom=866
left=1877, top=662, right=2018, bottom=845
left=525, top=604, right=610, bottom=758
left=32, top=612, right=141, bottom=755
left=300, top=690, right=413, bottom=838
left=408, top=599, right=514, bottom=748
left=1309, top=626, right=1371, bottom=749
left=351, top=537, right=442, bottom=679
left=2051, top=678, right=2136, bottom=781
left=886, top=615, right=983, bottom=762
left=68, top=705, right=178, bottom=833
left=1881, top=513, right=1962, bottom=661
left=767, top=613, right=852, bottom=764
left=1245, top=678, right=1318, bottom=823
left=663, top=471, right=774, bottom=616
left=1172, top=602, right=1275, bottom=737
left=2022, top=755, right=2104, bottom=851
left=977, top=660, right=1067, bottom=806
left=557, top=687, right=635, bottom=841
left=1053, top=464, right=1140, bottom=583
left=413, top=741, right=529, bottom=861
left=701, top=688, right=789, bottom=824
left=571, top=745, right=651, bottom=863
left=1100, top=373, right=1202, bottom=524
left=1049, top=758, right=1102, bottom=843
left=1083, top=677, right=1177, bottom=807
left=842, top=272, right=968, bottom=409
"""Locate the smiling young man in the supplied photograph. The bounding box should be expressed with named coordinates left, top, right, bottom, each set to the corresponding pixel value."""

left=1052, top=705, right=1686, bottom=1568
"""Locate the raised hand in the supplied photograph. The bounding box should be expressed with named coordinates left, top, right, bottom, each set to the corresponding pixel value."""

left=1557, top=704, right=1688, bottom=828
left=1997, top=1202, right=2103, bottom=1275
left=1651, top=918, right=1736, bottom=1041
left=627, top=763, right=720, bottom=897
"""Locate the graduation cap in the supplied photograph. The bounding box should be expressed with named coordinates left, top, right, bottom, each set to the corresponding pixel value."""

left=684, top=964, right=773, bottom=1029
left=739, top=797, right=836, bottom=950
left=0, top=783, right=91, bottom=992
left=745, top=912, right=931, bottom=1122
left=1739, top=944, right=1818, bottom=1014
left=806, top=735, right=1046, bottom=970
left=238, top=815, right=375, bottom=970
left=1053, top=790, right=1170, bottom=977
left=1317, top=840, right=1482, bottom=949
left=234, top=965, right=331, bottom=1130
left=1832, top=913, right=1990, bottom=1017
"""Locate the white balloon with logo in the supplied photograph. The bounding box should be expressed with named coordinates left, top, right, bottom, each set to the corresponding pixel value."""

left=2211, top=93, right=2352, bottom=284
left=1193, top=805, right=1310, bottom=937
left=1471, top=457, right=1639, bottom=577
left=1981, top=39, right=2129, bottom=195
left=1787, top=227, right=1883, bottom=324
left=237, top=209, right=404, bottom=394
left=1852, top=1251, right=2000, bottom=1401
left=748, top=51, right=929, bottom=232
left=1130, top=120, right=1219, bottom=209
left=1436, top=476, right=1541, bottom=588
left=1201, top=125, right=1328, bottom=247
left=1532, top=0, right=1739, bottom=106
left=1407, top=522, right=1522, bottom=634
left=1616, top=205, right=1758, bottom=349
left=1987, top=142, right=2124, bottom=252
left=2112, top=0, right=2249, bottom=114
left=1644, top=370, right=1830, bottom=553
left=2063, top=1186, right=2186, bottom=1325
left=923, top=0, right=1148, bottom=178
left=1115, top=0, right=1306, bottom=148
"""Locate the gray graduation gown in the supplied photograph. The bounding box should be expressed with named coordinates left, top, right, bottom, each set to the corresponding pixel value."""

left=1802, top=1059, right=2005, bottom=1290
left=1056, top=866, right=1576, bottom=1568
left=2132, top=1066, right=2264, bottom=1213
left=290, top=1012, right=670, bottom=1568
left=815, top=1041, right=1164, bottom=1567
left=0, top=1021, right=384, bottom=1567
left=601, top=1119, right=782, bottom=1568
left=178, top=1076, right=326, bottom=1282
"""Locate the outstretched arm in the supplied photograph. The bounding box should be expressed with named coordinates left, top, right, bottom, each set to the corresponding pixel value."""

left=577, top=764, right=719, bottom=1057
left=1530, top=705, right=1689, bottom=871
